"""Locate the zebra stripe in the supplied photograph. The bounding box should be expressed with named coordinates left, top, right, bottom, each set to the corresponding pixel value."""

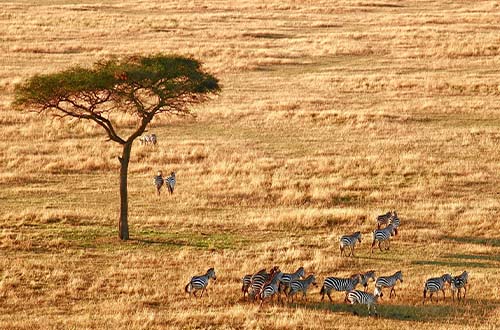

left=423, top=273, right=452, bottom=304
left=153, top=171, right=164, bottom=195
left=287, top=274, right=317, bottom=302
left=185, top=268, right=216, bottom=298
left=165, top=171, right=176, bottom=194
left=248, top=266, right=279, bottom=300
left=242, top=268, right=266, bottom=298
left=259, top=272, right=283, bottom=305
left=389, top=211, right=400, bottom=235
left=320, top=274, right=361, bottom=303
left=375, top=270, right=403, bottom=299
left=278, top=267, right=305, bottom=297
left=339, top=231, right=362, bottom=257
left=347, top=288, right=383, bottom=316
left=360, top=270, right=376, bottom=292
left=451, top=271, right=469, bottom=302
left=376, top=211, right=393, bottom=229
left=371, top=224, right=396, bottom=253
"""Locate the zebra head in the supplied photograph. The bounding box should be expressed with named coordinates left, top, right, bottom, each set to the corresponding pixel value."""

left=350, top=273, right=362, bottom=286
left=442, top=274, right=453, bottom=284
left=361, top=270, right=376, bottom=287
left=170, top=171, right=176, bottom=177
left=354, top=231, right=362, bottom=242
left=296, top=266, right=305, bottom=279
left=207, top=268, right=216, bottom=281
left=308, top=274, right=317, bottom=287
left=396, top=271, right=403, bottom=283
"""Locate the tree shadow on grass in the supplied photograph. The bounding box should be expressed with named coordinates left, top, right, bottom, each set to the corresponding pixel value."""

left=411, top=259, right=494, bottom=268
left=443, top=236, right=500, bottom=247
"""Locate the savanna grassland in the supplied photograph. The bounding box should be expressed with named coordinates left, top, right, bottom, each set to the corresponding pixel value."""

left=1, top=0, right=500, bottom=329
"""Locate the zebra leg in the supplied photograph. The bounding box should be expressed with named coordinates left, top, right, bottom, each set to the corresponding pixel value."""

left=463, top=286, right=467, bottom=301
left=327, top=292, right=333, bottom=303
left=429, top=292, right=433, bottom=303
left=442, top=289, right=446, bottom=301
left=371, top=240, right=376, bottom=253
left=373, top=304, right=378, bottom=317
left=351, top=246, right=355, bottom=257
left=340, top=246, right=344, bottom=257
left=378, top=241, right=383, bottom=252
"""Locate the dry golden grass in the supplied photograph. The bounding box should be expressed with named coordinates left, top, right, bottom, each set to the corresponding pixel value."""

left=1, top=0, right=500, bottom=329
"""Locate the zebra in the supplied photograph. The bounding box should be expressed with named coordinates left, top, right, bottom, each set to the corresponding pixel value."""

left=376, top=211, right=393, bottom=229
left=259, top=271, right=283, bottom=306
left=287, top=274, right=317, bottom=303
left=360, top=270, right=377, bottom=292
left=389, top=211, right=400, bottom=235
left=375, top=270, right=403, bottom=299
left=165, top=171, right=176, bottom=194
left=278, top=266, right=305, bottom=298
left=423, top=273, right=452, bottom=304
left=242, top=268, right=266, bottom=298
left=371, top=224, right=396, bottom=253
left=347, top=287, right=383, bottom=317
left=149, top=133, right=157, bottom=145
left=248, top=266, right=279, bottom=300
left=184, top=268, right=216, bottom=298
left=139, top=134, right=157, bottom=146
left=153, top=170, right=164, bottom=196
left=320, top=274, right=361, bottom=303
left=451, top=271, right=469, bottom=302
left=339, top=231, right=362, bottom=257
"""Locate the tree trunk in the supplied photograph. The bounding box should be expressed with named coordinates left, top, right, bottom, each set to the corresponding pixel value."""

left=118, top=142, right=132, bottom=240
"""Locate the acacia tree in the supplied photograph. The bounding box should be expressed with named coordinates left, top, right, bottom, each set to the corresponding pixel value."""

left=14, top=54, right=220, bottom=240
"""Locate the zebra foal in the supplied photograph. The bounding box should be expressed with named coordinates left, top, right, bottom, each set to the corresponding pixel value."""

left=339, top=231, right=362, bottom=257
left=185, top=268, right=216, bottom=298
left=423, top=273, right=452, bottom=304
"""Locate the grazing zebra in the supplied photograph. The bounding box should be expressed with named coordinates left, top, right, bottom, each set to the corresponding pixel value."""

left=259, top=271, right=283, bottom=306
left=287, top=274, right=317, bottom=302
left=248, top=266, right=279, bottom=300
left=184, top=268, right=216, bottom=298
left=153, top=170, right=164, bottom=196
left=371, top=224, right=396, bottom=253
left=389, top=211, right=400, bottom=235
left=278, top=266, right=305, bottom=298
left=320, top=274, right=361, bottom=303
left=347, top=288, right=383, bottom=317
left=340, top=231, right=362, bottom=257
left=423, top=273, right=452, bottom=304
left=360, top=270, right=377, bottom=292
left=375, top=271, right=403, bottom=299
left=242, top=269, right=266, bottom=298
left=376, top=211, right=393, bottom=229
left=451, top=271, right=469, bottom=302
left=165, top=171, right=176, bottom=194
left=139, top=134, right=157, bottom=146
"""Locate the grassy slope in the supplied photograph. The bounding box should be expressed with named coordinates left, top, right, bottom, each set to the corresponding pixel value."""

left=1, top=1, right=500, bottom=329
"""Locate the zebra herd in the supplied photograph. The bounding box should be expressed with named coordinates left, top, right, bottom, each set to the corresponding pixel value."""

left=183, top=211, right=471, bottom=317
left=138, top=133, right=157, bottom=146
left=153, top=170, right=176, bottom=196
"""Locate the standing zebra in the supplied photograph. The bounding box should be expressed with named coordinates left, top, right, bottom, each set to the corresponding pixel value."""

left=375, top=271, right=403, bottom=299
left=360, top=270, right=377, bottom=292
left=423, top=273, right=452, bottom=304
left=339, top=231, right=362, bottom=257
left=248, top=266, right=279, bottom=300
left=165, top=171, right=176, bottom=194
left=287, top=274, right=317, bottom=302
left=389, top=211, right=400, bottom=235
left=451, top=271, right=469, bottom=302
left=149, top=133, right=157, bottom=145
left=371, top=224, right=396, bottom=254
left=376, top=211, right=394, bottom=229
left=320, top=274, right=361, bottom=303
left=347, top=287, right=383, bottom=317
left=153, top=170, right=164, bottom=196
left=242, top=268, right=266, bottom=298
left=259, top=272, right=283, bottom=306
left=278, top=266, right=305, bottom=298
left=184, top=268, right=216, bottom=298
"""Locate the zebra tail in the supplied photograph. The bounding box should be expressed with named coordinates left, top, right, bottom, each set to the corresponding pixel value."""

left=423, top=288, right=426, bottom=299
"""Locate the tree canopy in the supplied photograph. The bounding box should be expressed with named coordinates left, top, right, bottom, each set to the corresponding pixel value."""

left=14, top=54, right=220, bottom=240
